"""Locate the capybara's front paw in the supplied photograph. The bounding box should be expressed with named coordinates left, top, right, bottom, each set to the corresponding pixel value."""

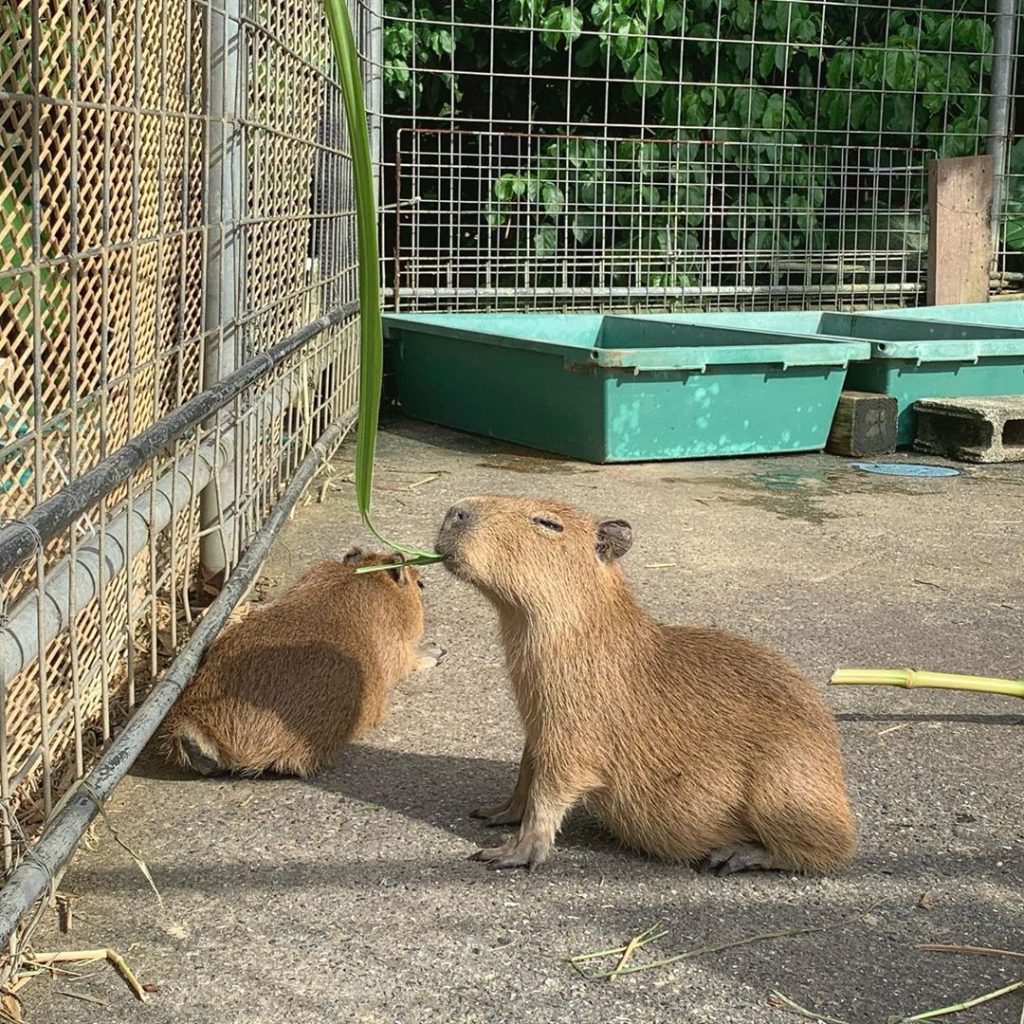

left=470, top=799, right=507, bottom=819
left=469, top=835, right=549, bottom=872
left=414, top=642, right=445, bottom=671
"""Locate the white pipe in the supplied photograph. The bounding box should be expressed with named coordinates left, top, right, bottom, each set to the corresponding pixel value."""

left=1, top=435, right=232, bottom=687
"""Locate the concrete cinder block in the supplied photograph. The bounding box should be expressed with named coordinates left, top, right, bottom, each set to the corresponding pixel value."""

left=914, top=396, right=1024, bottom=463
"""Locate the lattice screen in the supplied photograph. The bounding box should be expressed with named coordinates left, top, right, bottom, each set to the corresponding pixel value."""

left=0, top=0, right=359, bottom=883
left=1, top=0, right=202, bottom=840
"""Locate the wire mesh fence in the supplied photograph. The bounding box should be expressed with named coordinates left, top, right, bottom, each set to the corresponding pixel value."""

left=376, top=0, right=1024, bottom=312
left=0, top=0, right=362, bottom=958
left=393, top=127, right=931, bottom=309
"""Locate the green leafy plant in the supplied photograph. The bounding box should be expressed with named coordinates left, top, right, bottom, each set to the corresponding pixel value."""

left=382, top=0, right=996, bottom=293
left=322, top=0, right=443, bottom=570
left=1001, top=138, right=1024, bottom=252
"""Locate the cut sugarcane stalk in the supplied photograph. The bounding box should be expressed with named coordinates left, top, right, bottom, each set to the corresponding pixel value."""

left=830, top=669, right=1024, bottom=700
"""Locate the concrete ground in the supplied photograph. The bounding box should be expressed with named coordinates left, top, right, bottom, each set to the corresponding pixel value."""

left=19, top=415, right=1024, bottom=1024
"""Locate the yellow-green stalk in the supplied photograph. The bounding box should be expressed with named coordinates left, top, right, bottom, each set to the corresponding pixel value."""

left=830, top=668, right=1024, bottom=700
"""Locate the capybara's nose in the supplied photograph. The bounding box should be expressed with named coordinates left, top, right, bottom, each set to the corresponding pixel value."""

left=441, top=503, right=473, bottom=533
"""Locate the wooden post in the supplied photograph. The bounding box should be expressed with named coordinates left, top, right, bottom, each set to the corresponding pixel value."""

left=927, top=155, right=994, bottom=305
left=826, top=390, right=898, bottom=457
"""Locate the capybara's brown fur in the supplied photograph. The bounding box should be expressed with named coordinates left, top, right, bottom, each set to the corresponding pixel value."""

left=162, top=549, right=437, bottom=778
left=436, top=495, right=856, bottom=874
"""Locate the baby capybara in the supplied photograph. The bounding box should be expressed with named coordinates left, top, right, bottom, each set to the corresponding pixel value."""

left=162, top=549, right=438, bottom=777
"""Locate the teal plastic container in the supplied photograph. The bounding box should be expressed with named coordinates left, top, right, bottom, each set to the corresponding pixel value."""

left=631, top=305, right=1024, bottom=445
left=383, top=313, right=869, bottom=462
left=865, top=300, right=1024, bottom=329
left=839, top=303, right=1024, bottom=442
left=813, top=311, right=1024, bottom=444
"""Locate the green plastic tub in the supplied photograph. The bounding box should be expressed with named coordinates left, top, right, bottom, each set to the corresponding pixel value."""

left=841, top=304, right=1024, bottom=442
left=383, top=313, right=869, bottom=462
left=630, top=305, right=1024, bottom=445
left=844, top=333, right=1024, bottom=444
left=865, top=300, right=1024, bottom=329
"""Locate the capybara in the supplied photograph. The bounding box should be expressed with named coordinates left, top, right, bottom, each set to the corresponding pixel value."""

left=162, top=549, right=439, bottom=777
left=436, top=495, right=855, bottom=874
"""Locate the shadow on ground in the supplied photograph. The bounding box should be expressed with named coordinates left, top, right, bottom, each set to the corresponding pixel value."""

left=75, top=740, right=1024, bottom=1023
left=19, top=419, right=1024, bottom=1024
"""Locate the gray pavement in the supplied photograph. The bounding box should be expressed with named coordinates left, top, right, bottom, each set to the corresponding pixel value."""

left=18, top=415, right=1024, bottom=1024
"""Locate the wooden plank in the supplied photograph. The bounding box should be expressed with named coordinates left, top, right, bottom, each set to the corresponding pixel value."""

left=927, top=155, right=994, bottom=306
left=826, top=390, right=898, bottom=457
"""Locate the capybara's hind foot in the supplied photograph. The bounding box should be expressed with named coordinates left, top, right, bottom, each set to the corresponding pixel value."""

left=702, top=841, right=784, bottom=876
left=181, top=735, right=224, bottom=777
left=470, top=801, right=523, bottom=828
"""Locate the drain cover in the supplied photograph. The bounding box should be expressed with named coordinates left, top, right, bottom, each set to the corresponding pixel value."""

left=851, top=462, right=960, bottom=477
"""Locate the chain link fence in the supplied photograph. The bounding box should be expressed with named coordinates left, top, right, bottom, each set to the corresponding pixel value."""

left=377, top=0, right=1023, bottom=312
left=0, top=0, right=365, bottom=962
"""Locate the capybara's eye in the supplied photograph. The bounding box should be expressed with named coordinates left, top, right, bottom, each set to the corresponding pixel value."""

left=532, top=515, right=564, bottom=533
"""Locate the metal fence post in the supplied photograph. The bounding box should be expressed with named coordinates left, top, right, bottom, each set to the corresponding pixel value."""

left=364, top=0, right=385, bottom=313
left=200, top=0, right=245, bottom=583
left=367, top=0, right=384, bottom=197
left=987, top=0, right=1019, bottom=257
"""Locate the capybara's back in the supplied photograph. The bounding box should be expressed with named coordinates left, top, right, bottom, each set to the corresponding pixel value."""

left=584, top=624, right=856, bottom=873
left=162, top=549, right=433, bottom=777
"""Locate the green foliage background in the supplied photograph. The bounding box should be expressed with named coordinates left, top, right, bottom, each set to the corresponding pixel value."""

left=381, top=0, right=1019, bottom=293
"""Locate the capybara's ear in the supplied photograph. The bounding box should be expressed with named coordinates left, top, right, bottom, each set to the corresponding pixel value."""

left=386, top=558, right=410, bottom=585
left=342, top=547, right=367, bottom=564
left=596, top=519, right=632, bottom=563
